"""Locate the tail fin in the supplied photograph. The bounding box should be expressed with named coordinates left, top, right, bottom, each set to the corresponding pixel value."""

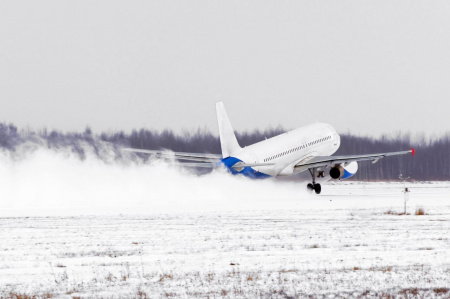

left=216, top=102, right=241, bottom=158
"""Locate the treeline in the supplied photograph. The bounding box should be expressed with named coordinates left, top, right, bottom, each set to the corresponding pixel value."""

left=0, top=122, right=449, bottom=180
left=336, top=133, right=450, bottom=181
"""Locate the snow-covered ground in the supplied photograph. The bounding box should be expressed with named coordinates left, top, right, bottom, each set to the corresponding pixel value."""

left=0, top=149, right=449, bottom=298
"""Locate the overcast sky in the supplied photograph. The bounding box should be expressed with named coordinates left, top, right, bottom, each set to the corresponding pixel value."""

left=0, top=1, right=449, bottom=137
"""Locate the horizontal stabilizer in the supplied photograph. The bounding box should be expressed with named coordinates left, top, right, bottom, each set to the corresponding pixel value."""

left=122, top=148, right=221, bottom=163
left=177, top=162, right=217, bottom=168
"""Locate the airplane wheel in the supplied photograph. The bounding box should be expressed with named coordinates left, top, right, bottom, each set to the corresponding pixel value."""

left=314, top=183, right=322, bottom=195
left=307, top=183, right=314, bottom=191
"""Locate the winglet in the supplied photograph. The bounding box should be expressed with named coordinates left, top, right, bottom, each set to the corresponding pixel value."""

left=411, top=148, right=415, bottom=156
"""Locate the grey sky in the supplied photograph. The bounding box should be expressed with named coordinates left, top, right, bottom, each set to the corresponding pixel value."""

left=1, top=1, right=449, bottom=137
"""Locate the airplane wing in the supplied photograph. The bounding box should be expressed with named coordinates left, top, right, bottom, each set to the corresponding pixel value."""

left=122, top=148, right=222, bottom=163
left=296, top=148, right=415, bottom=169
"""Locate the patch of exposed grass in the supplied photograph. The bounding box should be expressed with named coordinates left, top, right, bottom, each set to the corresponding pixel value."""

left=8, top=292, right=53, bottom=299
left=384, top=210, right=410, bottom=216
left=415, top=208, right=426, bottom=215
left=279, top=269, right=297, bottom=273
left=433, top=287, right=449, bottom=294
left=137, top=289, right=148, bottom=299
left=366, top=266, right=393, bottom=272
left=105, top=272, right=115, bottom=282
left=159, top=273, right=173, bottom=282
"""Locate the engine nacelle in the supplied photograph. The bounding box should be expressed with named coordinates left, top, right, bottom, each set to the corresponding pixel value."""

left=329, top=162, right=358, bottom=180
left=330, top=165, right=344, bottom=179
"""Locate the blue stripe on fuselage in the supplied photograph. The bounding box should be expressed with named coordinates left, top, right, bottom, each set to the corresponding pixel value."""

left=341, top=168, right=355, bottom=179
left=220, top=157, right=271, bottom=179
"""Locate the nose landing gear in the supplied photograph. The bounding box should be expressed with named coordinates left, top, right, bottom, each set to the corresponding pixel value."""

left=307, top=168, right=322, bottom=194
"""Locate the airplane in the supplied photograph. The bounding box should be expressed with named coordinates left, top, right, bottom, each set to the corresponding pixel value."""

left=124, top=102, right=414, bottom=194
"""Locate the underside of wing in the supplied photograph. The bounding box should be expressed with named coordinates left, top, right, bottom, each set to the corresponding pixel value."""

left=122, top=148, right=222, bottom=163
left=296, top=149, right=414, bottom=170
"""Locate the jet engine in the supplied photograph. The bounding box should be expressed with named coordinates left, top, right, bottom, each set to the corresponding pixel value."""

left=329, top=161, right=358, bottom=179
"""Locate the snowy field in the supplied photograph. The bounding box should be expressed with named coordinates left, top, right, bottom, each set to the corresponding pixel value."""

left=0, top=149, right=449, bottom=298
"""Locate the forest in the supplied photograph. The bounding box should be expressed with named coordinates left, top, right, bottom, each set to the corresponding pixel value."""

left=0, top=122, right=448, bottom=181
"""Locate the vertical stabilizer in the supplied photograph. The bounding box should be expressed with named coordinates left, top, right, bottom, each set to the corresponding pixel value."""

left=216, top=102, right=241, bottom=158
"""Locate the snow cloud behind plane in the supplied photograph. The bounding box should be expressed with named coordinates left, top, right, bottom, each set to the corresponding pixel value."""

left=0, top=1, right=449, bottom=137
left=0, top=146, right=308, bottom=216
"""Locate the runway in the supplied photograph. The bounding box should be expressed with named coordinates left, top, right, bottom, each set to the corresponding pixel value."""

left=0, top=182, right=449, bottom=297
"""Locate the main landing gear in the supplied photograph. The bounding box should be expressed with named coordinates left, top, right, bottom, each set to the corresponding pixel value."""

left=307, top=182, right=321, bottom=194
left=307, top=168, right=322, bottom=194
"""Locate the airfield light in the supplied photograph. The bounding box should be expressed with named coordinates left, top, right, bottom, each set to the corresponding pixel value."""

left=404, top=187, right=410, bottom=215
left=399, top=173, right=410, bottom=214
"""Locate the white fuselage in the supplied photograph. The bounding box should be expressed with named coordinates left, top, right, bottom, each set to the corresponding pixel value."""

left=232, top=123, right=340, bottom=177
